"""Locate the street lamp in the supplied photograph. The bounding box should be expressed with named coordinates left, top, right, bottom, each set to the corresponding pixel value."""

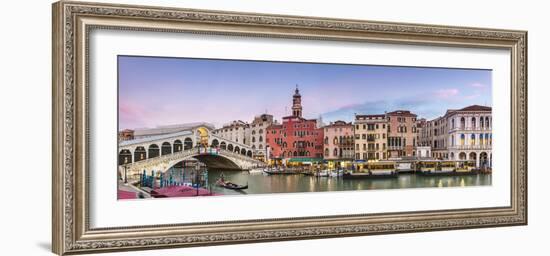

left=195, top=163, right=200, bottom=196
left=123, top=157, right=128, bottom=184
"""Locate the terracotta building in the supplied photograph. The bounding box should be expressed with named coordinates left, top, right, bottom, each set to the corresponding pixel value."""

left=323, top=121, right=355, bottom=166
left=386, top=110, right=418, bottom=158
left=266, top=86, right=324, bottom=164
left=118, top=129, right=134, bottom=142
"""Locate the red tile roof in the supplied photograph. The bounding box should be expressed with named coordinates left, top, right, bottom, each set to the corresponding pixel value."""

left=386, top=110, right=417, bottom=117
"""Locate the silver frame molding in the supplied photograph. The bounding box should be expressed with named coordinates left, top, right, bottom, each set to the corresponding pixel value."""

left=52, top=1, right=527, bottom=255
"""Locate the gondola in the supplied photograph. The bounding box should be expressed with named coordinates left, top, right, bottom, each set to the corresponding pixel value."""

left=215, top=179, right=248, bottom=190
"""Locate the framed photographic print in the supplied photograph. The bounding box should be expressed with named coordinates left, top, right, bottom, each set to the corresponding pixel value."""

left=52, top=1, right=527, bottom=255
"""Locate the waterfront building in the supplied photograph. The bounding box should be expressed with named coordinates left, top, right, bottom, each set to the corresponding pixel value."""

left=386, top=110, right=418, bottom=158
left=323, top=121, right=355, bottom=169
left=118, top=129, right=134, bottom=142
left=249, top=114, right=277, bottom=162
left=415, top=146, right=432, bottom=158
left=418, top=105, right=492, bottom=168
left=212, top=120, right=251, bottom=145
left=354, top=114, right=388, bottom=161
left=417, top=115, right=449, bottom=159
left=446, top=105, right=492, bottom=167
left=266, top=86, right=324, bottom=165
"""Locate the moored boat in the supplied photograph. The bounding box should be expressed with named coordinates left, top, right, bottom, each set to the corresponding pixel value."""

left=315, top=170, right=329, bottom=177
left=343, top=161, right=397, bottom=179
left=248, top=168, right=265, bottom=174
left=263, top=168, right=303, bottom=175
left=343, top=171, right=398, bottom=179
left=329, top=169, right=343, bottom=177
left=417, top=160, right=479, bottom=176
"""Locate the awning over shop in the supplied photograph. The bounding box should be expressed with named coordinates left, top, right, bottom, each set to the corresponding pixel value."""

left=287, top=157, right=323, bottom=163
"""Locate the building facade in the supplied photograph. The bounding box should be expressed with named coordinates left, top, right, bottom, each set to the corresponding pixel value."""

left=249, top=114, right=276, bottom=161
left=212, top=120, right=251, bottom=146
left=354, top=114, right=388, bottom=161
left=266, top=86, right=324, bottom=164
left=118, top=129, right=134, bottom=142
left=386, top=110, right=418, bottom=158
left=323, top=121, right=355, bottom=167
left=446, top=105, right=492, bottom=168
left=418, top=105, right=492, bottom=167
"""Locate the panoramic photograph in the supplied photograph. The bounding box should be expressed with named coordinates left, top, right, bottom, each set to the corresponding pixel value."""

left=117, top=56, right=493, bottom=200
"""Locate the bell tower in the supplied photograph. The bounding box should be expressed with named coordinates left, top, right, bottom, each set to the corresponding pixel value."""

left=292, top=84, right=302, bottom=118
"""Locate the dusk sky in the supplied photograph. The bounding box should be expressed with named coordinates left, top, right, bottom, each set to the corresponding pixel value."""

left=118, top=56, right=492, bottom=130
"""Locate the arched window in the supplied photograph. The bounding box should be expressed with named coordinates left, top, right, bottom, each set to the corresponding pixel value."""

left=211, top=139, right=219, bottom=148
left=161, top=142, right=172, bottom=155
left=485, top=134, right=490, bottom=145
left=460, top=117, right=465, bottom=129
left=479, top=134, right=484, bottom=145
left=173, top=140, right=183, bottom=152
left=134, top=147, right=147, bottom=162
left=470, top=134, right=476, bottom=145
left=485, top=117, right=490, bottom=129
left=252, top=137, right=256, bottom=143
left=333, top=148, right=338, bottom=157
left=293, top=151, right=298, bottom=157
left=252, top=145, right=256, bottom=149
left=148, top=144, right=160, bottom=158
left=251, top=130, right=256, bottom=135
left=259, top=144, right=263, bottom=150
left=324, top=148, right=329, bottom=156
left=333, top=137, right=338, bottom=145
left=184, top=138, right=193, bottom=150
left=259, top=136, right=263, bottom=142
left=324, top=137, right=329, bottom=144
left=480, top=117, right=485, bottom=129
left=259, top=129, right=263, bottom=133
left=451, top=119, right=455, bottom=129
left=450, top=135, right=454, bottom=146
left=460, top=134, right=465, bottom=146
left=119, top=149, right=132, bottom=165
left=471, top=117, right=476, bottom=129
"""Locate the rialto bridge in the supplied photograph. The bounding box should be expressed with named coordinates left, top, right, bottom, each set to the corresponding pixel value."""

left=118, top=126, right=266, bottom=178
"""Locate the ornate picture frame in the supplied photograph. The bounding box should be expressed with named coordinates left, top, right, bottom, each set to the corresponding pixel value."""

left=52, top=1, right=527, bottom=255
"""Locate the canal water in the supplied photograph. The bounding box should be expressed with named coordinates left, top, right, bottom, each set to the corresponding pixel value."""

left=168, top=168, right=492, bottom=196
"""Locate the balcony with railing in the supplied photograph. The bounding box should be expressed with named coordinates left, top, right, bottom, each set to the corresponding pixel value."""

left=387, top=145, right=403, bottom=150
left=448, top=144, right=492, bottom=150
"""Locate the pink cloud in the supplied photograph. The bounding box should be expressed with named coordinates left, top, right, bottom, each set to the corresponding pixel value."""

left=465, top=93, right=481, bottom=100
left=119, top=99, right=155, bottom=129
left=470, top=82, right=486, bottom=88
left=434, top=88, right=459, bottom=99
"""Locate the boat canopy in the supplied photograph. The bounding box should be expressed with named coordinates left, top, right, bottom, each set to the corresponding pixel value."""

left=287, top=157, right=323, bottom=163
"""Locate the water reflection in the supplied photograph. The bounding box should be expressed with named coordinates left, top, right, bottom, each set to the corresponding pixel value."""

left=168, top=167, right=492, bottom=196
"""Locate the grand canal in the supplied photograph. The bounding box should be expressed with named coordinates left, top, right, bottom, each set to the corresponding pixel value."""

left=167, top=168, right=492, bottom=196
